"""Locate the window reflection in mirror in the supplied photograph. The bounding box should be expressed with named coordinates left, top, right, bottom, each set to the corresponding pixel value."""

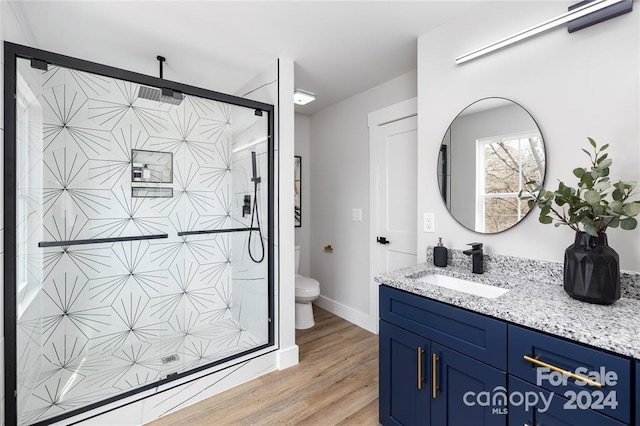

left=438, top=98, right=546, bottom=234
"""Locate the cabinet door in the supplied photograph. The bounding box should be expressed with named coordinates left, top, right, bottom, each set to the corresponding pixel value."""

left=380, top=320, right=430, bottom=426
left=431, top=343, right=506, bottom=426
left=509, top=376, right=625, bottom=426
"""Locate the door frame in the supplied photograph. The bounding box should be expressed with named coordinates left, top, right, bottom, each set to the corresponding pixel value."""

left=368, top=97, right=417, bottom=334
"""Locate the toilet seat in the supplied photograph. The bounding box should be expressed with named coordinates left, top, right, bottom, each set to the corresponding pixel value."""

left=295, top=274, right=320, bottom=297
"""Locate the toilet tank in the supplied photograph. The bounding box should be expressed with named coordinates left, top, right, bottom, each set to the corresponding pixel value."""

left=295, top=245, right=301, bottom=274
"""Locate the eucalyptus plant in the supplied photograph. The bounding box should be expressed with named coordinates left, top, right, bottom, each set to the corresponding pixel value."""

left=522, top=138, right=640, bottom=237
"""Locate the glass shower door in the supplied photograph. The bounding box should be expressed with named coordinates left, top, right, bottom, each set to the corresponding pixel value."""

left=9, top=49, right=273, bottom=426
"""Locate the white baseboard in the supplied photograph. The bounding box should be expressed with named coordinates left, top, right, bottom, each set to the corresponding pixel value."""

left=314, top=295, right=377, bottom=333
left=277, top=344, right=299, bottom=370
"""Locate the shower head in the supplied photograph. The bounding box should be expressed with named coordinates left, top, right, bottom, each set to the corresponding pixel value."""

left=137, top=86, right=184, bottom=105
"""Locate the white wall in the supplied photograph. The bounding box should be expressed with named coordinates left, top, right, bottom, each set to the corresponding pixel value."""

left=294, top=113, right=311, bottom=276
left=309, top=70, right=417, bottom=328
left=418, top=2, right=640, bottom=272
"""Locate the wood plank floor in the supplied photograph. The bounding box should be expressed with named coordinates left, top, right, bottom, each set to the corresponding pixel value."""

left=149, top=307, right=379, bottom=425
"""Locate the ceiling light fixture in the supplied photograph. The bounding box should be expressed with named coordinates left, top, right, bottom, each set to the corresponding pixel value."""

left=294, top=89, right=315, bottom=105
left=455, top=0, right=626, bottom=65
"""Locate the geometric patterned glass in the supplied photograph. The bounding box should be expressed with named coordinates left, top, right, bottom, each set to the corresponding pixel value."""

left=15, top=57, right=271, bottom=425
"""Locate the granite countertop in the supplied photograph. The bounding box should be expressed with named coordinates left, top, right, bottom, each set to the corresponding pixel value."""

left=376, top=258, right=640, bottom=359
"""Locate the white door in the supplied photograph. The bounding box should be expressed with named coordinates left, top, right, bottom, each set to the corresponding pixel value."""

left=376, top=115, right=418, bottom=273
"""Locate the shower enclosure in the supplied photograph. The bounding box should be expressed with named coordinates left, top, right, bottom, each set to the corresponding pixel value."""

left=4, top=43, right=274, bottom=425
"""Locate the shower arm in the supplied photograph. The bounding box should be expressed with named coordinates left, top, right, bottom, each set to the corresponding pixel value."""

left=157, top=55, right=166, bottom=79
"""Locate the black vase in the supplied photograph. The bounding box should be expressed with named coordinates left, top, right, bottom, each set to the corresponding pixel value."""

left=564, top=232, right=620, bottom=305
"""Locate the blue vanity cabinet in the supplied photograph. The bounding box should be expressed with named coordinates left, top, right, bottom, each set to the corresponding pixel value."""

left=508, top=376, right=625, bottom=426
left=380, top=285, right=507, bottom=426
left=508, top=324, right=631, bottom=424
left=379, top=321, right=430, bottom=425
left=431, top=343, right=506, bottom=426
left=379, top=285, right=507, bottom=369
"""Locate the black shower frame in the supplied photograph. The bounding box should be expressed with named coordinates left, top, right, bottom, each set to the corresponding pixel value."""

left=3, top=41, right=276, bottom=426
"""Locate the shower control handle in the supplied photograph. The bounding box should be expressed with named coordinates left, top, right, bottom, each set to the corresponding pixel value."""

left=377, top=236, right=390, bottom=245
left=243, top=195, right=251, bottom=217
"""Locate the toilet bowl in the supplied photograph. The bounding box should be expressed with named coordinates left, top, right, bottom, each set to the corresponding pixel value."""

left=295, top=246, right=320, bottom=329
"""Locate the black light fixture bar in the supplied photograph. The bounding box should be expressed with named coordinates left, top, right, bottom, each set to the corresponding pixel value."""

left=177, top=228, right=260, bottom=237
left=38, top=234, right=168, bottom=248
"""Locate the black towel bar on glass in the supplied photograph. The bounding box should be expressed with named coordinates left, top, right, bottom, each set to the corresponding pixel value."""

left=177, top=228, right=260, bottom=237
left=38, top=234, right=168, bottom=248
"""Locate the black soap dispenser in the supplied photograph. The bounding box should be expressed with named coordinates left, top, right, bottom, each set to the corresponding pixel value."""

left=434, top=238, right=448, bottom=267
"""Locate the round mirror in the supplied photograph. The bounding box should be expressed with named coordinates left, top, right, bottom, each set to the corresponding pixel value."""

left=438, top=97, right=546, bottom=234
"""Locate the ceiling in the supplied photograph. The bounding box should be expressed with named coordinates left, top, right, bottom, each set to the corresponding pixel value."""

left=15, top=1, right=484, bottom=114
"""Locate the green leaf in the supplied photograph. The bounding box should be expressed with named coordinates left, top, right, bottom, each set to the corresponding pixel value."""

left=600, top=143, right=609, bottom=152
left=608, top=201, right=623, bottom=213
left=593, top=181, right=611, bottom=191
left=598, top=158, right=613, bottom=169
left=581, top=148, right=591, bottom=157
left=622, top=202, right=640, bottom=217
left=573, top=168, right=585, bottom=178
left=580, top=174, right=594, bottom=189
left=584, top=222, right=599, bottom=237
left=539, top=215, right=553, bottom=224
left=588, top=137, right=596, bottom=148
left=612, top=189, right=624, bottom=201
left=620, top=217, right=638, bottom=230
left=584, top=190, right=601, bottom=205
left=527, top=199, right=535, bottom=210
left=596, top=153, right=609, bottom=163
left=607, top=217, right=620, bottom=228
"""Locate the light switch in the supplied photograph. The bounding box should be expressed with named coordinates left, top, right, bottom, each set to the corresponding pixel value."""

left=423, top=213, right=435, bottom=233
left=352, top=208, right=362, bottom=222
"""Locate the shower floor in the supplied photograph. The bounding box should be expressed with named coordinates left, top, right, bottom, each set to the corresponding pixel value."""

left=19, top=319, right=263, bottom=425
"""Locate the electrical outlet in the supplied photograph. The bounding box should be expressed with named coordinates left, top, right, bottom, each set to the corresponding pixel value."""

left=423, top=213, right=435, bottom=233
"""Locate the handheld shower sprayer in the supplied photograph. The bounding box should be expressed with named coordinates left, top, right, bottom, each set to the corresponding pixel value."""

left=251, top=151, right=261, bottom=184
left=248, top=151, right=264, bottom=263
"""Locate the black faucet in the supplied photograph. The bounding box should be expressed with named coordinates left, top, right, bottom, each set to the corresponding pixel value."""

left=463, top=243, right=484, bottom=274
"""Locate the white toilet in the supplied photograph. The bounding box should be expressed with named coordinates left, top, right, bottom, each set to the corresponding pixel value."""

left=295, top=246, right=320, bottom=329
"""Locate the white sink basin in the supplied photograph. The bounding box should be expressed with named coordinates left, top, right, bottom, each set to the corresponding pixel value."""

left=413, top=274, right=509, bottom=299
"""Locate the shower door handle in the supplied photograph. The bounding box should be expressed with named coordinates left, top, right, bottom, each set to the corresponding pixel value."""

left=38, top=234, right=168, bottom=247
left=376, top=236, right=390, bottom=245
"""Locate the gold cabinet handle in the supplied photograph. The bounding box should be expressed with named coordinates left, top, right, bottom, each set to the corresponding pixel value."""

left=432, top=353, right=440, bottom=398
left=523, top=355, right=603, bottom=387
left=417, top=347, right=424, bottom=390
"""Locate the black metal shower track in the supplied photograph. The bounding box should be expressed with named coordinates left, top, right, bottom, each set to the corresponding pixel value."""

left=3, top=41, right=276, bottom=426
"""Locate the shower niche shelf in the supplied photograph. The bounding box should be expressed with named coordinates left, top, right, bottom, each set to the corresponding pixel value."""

left=132, top=186, right=173, bottom=198
left=131, top=149, right=173, bottom=183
